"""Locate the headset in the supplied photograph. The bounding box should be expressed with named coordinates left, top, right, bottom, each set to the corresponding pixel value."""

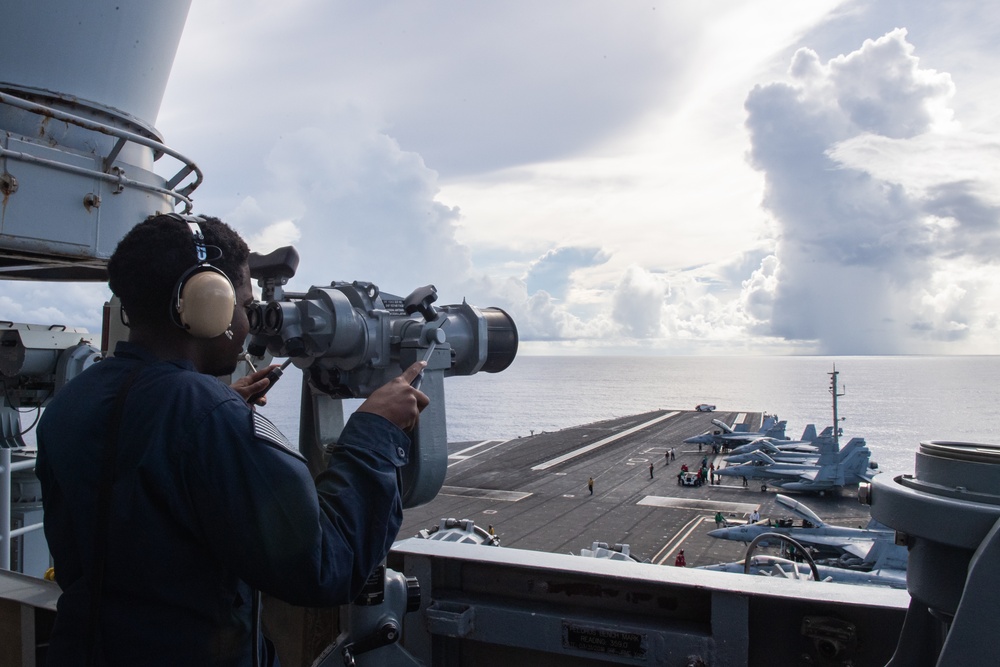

left=165, top=213, right=237, bottom=339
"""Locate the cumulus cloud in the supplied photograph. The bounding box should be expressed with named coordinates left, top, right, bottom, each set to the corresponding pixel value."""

left=456, top=272, right=617, bottom=343
left=0, top=283, right=109, bottom=334
left=611, top=265, right=668, bottom=338
left=245, top=220, right=302, bottom=256
left=523, top=247, right=610, bottom=300
left=741, top=28, right=1000, bottom=353
left=739, top=254, right=780, bottom=329
left=222, top=111, right=472, bottom=295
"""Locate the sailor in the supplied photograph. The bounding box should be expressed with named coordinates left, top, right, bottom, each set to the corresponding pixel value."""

left=674, top=550, right=686, bottom=567
left=35, top=214, right=429, bottom=666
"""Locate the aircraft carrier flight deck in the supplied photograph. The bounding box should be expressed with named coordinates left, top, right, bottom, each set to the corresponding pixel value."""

left=398, top=409, right=875, bottom=567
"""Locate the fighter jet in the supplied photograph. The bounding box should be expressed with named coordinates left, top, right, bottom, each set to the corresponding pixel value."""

left=698, top=555, right=907, bottom=589
left=713, top=438, right=878, bottom=493
left=724, top=439, right=830, bottom=464
left=683, top=415, right=793, bottom=447
left=706, top=494, right=904, bottom=570
left=725, top=425, right=828, bottom=456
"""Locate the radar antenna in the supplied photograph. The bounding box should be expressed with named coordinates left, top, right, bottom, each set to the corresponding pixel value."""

left=829, top=365, right=846, bottom=447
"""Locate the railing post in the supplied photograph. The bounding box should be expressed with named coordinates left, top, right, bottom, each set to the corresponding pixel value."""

left=1, top=449, right=11, bottom=571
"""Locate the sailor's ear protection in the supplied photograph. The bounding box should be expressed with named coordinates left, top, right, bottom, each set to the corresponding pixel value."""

left=166, top=213, right=236, bottom=339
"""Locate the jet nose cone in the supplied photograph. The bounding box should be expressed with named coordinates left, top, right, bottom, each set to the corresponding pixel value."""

left=707, top=528, right=727, bottom=538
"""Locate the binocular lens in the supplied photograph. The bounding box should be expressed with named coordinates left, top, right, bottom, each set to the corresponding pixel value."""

left=481, top=307, right=518, bottom=373
left=246, top=303, right=264, bottom=334
left=263, top=302, right=284, bottom=335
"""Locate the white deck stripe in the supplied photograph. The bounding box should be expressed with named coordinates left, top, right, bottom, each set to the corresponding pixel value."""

left=638, top=495, right=760, bottom=514
left=438, top=486, right=532, bottom=502
left=450, top=440, right=503, bottom=457
left=530, top=412, right=680, bottom=471
left=447, top=439, right=513, bottom=468
left=652, top=516, right=707, bottom=565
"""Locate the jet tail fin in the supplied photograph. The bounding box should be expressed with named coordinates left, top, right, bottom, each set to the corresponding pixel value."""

left=763, top=420, right=788, bottom=439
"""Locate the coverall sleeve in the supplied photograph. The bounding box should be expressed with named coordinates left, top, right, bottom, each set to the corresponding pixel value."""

left=184, top=403, right=410, bottom=607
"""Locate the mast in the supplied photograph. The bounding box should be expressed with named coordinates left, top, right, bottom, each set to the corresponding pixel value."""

left=828, top=365, right=845, bottom=447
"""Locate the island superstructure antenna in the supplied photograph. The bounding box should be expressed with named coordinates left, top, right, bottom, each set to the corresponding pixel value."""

left=829, top=365, right=845, bottom=447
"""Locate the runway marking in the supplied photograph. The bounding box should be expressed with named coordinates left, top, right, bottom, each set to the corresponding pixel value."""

left=448, top=439, right=513, bottom=467
left=638, top=496, right=760, bottom=515
left=530, top=412, right=680, bottom=471
left=438, top=486, right=532, bottom=502
left=451, top=440, right=503, bottom=457
left=652, top=516, right=709, bottom=565
left=734, top=413, right=747, bottom=426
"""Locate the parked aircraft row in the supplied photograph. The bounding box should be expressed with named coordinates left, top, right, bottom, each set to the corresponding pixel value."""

left=716, top=437, right=878, bottom=492
left=684, top=410, right=879, bottom=493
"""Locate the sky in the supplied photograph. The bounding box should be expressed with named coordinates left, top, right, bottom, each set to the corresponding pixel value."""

left=7, top=0, right=1000, bottom=355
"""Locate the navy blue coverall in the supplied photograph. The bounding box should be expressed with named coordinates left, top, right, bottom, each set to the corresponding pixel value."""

left=36, top=342, right=411, bottom=665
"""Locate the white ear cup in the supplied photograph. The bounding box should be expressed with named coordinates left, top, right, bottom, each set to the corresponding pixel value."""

left=176, top=268, right=236, bottom=338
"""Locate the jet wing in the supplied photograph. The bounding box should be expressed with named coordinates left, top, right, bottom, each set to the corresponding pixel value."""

left=790, top=535, right=873, bottom=559
left=755, top=464, right=821, bottom=480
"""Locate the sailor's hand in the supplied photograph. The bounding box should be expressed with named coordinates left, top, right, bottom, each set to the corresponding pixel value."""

left=231, top=365, right=279, bottom=406
left=357, top=362, right=429, bottom=431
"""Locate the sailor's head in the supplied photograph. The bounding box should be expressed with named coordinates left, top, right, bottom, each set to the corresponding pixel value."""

left=108, top=214, right=252, bottom=374
left=109, top=214, right=249, bottom=330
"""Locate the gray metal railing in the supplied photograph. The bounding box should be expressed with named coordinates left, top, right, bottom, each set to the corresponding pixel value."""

left=0, top=449, right=43, bottom=572
left=0, top=89, right=203, bottom=211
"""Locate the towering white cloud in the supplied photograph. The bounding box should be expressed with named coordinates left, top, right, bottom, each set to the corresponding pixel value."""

left=742, top=28, right=999, bottom=353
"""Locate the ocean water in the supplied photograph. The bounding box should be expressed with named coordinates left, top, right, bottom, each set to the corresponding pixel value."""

left=263, top=355, right=1000, bottom=477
